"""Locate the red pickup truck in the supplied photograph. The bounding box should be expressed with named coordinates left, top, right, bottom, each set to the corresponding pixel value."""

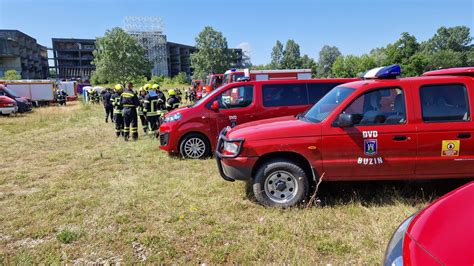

left=216, top=65, right=474, bottom=207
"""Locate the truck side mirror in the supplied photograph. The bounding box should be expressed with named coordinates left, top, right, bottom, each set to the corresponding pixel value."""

left=336, top=113, right=354, bottom=127
left=211, top=100, right=219, bottom=111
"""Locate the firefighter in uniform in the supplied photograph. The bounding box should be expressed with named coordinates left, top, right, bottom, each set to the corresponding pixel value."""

left=111, top=84, right=124, bottom=137
left=121, top=82, right=140, bottom=141
left=166, top=89, right=181, bottom=111
left=56, top=89, right=68, bottom=106
left=155, top=85, right=167, bottom=126
left=102, top=88, right=114, bottom=123
left=138, top=86, right=148, bottom=134
left=143, top=84, right=161, bottom=138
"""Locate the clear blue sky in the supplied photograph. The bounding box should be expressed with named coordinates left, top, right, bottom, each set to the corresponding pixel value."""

left=1, top=0, right=472, bottom=65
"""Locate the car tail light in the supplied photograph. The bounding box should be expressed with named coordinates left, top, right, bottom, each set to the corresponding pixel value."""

left=0, top=103, right=14, bottom=107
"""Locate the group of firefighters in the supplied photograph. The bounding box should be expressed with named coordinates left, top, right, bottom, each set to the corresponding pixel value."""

left=101, top=82, right=181, bottom=141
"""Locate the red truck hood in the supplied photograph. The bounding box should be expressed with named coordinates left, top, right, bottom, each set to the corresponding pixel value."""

left=228, top=115, right=319, bottom=141
left=406, top=181, right=474, bottom=264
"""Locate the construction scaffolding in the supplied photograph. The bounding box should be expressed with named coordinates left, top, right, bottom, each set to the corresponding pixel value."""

left=123, top=16, right=168, bottom=77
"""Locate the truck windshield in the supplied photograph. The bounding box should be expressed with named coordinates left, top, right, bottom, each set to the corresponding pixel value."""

left=3, top=87, right=19, bottom=97
left=302, top=87, right=355, bottom=122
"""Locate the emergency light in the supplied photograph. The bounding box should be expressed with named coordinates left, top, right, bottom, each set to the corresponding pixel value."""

left=231, top=68, right=237, bottom=72
left=362, top=64, right=401, bottom=79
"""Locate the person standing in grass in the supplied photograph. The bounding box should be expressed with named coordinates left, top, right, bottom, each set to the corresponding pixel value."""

left=102, top=88, right=114, bottom=123
left=144, top=84, right=161, bottom=138
left=166, top=89, right=180, bottom=111
left=137, top=86, right=148, bottom=134
left=111, top=84, right=124, bottom=137
left=120, top=82, right=140, bottom=141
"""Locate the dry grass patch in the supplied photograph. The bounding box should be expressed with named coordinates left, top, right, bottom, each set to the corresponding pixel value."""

left=0, top=102, right=470, bottom=264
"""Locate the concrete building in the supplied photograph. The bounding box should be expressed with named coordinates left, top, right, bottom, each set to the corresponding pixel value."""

left=0, top=30, right=49, bottom=79
left=51, top=37, right=243, bottom=79
left=51, top=38, right=95, bottom=80
left=167, top=42, right=195, bottom=77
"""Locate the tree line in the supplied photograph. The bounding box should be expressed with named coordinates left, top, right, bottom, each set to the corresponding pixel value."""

left=258, top=25, right=473, bottom=77
left=90, top=25, right=472, bottom=85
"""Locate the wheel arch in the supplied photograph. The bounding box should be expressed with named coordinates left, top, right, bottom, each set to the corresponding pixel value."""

left=251, top=151, right=317, bottom=185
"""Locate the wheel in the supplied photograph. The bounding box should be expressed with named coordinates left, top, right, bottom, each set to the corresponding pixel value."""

left=253, top=160, right=309, bottom=207
left=179, top=133, right=210, bottom=159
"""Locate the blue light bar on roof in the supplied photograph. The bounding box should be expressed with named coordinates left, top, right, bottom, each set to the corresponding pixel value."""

left=231, top=68, right=237, bottom=72
left=362, top=64, right=401, bottom=79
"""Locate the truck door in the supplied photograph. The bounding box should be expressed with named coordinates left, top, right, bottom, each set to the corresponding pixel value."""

left=208, top=85, right=256, bottom=134
left=415, top=81, right=474, bottom=178
left=321, top=86, right=417, bottom=180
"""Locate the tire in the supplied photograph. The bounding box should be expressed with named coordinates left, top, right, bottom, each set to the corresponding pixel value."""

left=179, top=133, right=210, bottom=159
left=253, top=159, right=309, bottom=208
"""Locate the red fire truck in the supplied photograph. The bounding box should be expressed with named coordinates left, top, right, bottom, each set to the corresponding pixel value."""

left=223, top=68, right=312, bottom=85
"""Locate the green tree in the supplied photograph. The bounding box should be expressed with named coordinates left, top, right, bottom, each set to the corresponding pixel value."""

left=2, top=70, right=21, bottom=80
left=190, top=26, right=233, bottom=79
left=270, top=40, right=284, bottom=69
left=426, top=49, right=464, bottom=70
left=403, top=53, right=429, bottom=77
left=423, top=26, right=472, bottom=52
left=92, top=27, right=151, bottom=85
left=317, top=45, right=341, bottom=77
left=281, top=39, right=301, bottom=69
left=383, top=32, right=420, bottom=65
left=172, top=72, right=188, bottom=84
left=332, top=55, right=362, bottom=78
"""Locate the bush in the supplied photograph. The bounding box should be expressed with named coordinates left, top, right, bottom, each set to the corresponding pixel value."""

left=56, top=228, right=82, bottom=244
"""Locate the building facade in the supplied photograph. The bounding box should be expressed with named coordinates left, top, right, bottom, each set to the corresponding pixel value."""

left=0, top=30, right=49, bottom=79
left=51, top=38, right=95, bottom=80
left=51, top=37, right=243, bottom=79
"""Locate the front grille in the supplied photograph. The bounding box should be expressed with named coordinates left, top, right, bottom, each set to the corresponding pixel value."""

left=160, top=133, right=169, bottom=146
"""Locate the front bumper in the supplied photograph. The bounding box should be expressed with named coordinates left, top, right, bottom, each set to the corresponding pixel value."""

left=0, top=106, right=17, bottom=114
left=216, top=156, right=257, bottom=182
left=215, top=127, right=256, bottom=182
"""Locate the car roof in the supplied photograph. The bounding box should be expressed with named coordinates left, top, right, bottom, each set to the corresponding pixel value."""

left=339, top=74, right=472, bottom=90
left=422, top=67, right=474, bottom=77
left=229, top=78, right=359, bottom=87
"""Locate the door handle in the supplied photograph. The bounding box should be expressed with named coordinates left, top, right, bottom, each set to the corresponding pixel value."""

left=393, top=135, right=407, bottom=141
left=457, top=133, right=471, bottom=139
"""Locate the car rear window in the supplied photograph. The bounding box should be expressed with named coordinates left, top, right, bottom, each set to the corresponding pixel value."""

left=420, top=84, right=470, bottom=122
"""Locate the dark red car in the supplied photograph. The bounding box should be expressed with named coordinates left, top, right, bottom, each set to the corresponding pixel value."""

left=216, top=66, right=474, bottom=207
left=384, top=181, right=474, bottom=265
left=159, top=78, right=357, bottom=159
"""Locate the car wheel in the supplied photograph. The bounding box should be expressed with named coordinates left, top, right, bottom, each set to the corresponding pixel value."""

left=179, top=133, right=210, bottom=159
left=253, top=160, right=309, bottom=208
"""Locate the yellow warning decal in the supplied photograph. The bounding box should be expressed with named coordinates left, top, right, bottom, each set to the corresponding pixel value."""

left=441, top=140, right=460, bottom=156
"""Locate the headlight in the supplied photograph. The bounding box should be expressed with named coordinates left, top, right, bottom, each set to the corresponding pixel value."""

left=383, top=214, right=415, bottom=266
left=163, top=112, right=182, bottom=123
left=223, top=141, right=239, bottom=154
left=222, top=140, right=242, bottom=156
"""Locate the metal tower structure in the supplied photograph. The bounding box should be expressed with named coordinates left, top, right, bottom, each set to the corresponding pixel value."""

left=123, top=16, right=168, bottom=77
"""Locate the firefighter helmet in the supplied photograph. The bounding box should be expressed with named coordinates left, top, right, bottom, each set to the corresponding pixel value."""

left=114, top=84, right=123, bottom=91
left=168, top=89, right=176, bottom=96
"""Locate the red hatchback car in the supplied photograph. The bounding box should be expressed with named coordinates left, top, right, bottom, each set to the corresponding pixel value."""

left=216, top=66, right=474, bottom=207
left=384, top=181, right=474, bottom=265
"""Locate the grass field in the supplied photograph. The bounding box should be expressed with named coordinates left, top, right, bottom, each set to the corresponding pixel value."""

left=0, top=102, right=470, bottom=264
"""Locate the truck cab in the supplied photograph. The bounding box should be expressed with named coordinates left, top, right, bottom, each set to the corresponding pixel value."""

left=216, top=65, right=474, bottom=207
